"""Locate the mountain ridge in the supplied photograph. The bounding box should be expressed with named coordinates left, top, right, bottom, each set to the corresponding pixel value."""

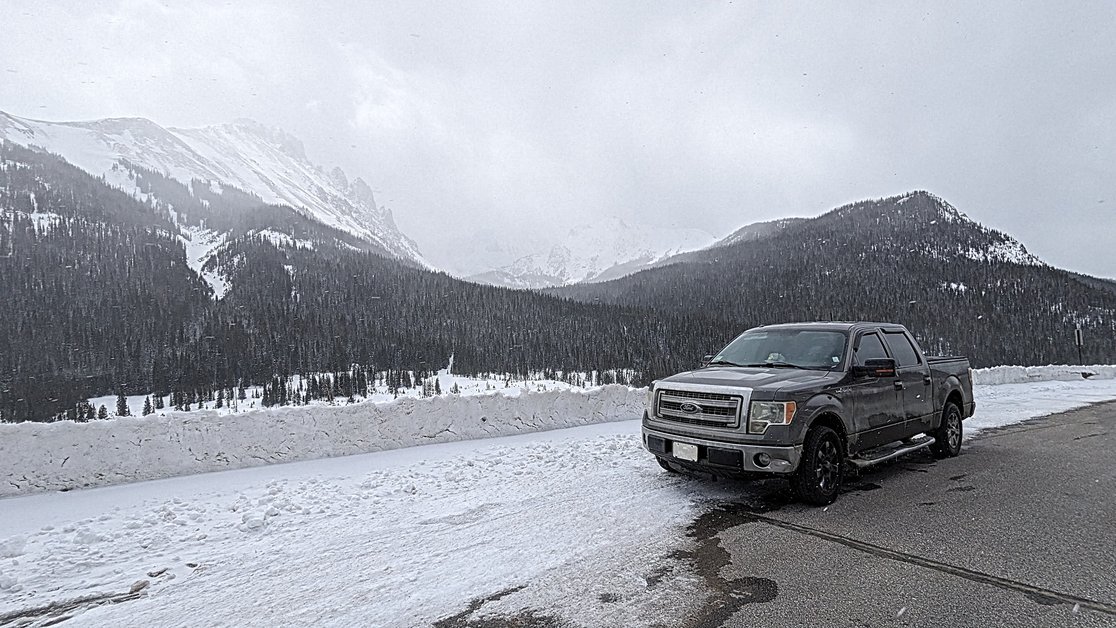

left=554, top=190, right=1115, bottom=367
left=0, top=109, right=426, bottom=267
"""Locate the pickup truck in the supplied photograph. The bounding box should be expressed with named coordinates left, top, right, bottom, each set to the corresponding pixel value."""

left=642, top=322, right=975, bottom=505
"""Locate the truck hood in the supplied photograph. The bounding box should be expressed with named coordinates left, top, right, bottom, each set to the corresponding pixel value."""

left=657, top=367, right=841, bottom=393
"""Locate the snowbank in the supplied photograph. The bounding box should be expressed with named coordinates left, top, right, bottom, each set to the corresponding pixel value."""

left=0, top=385, right=644, bottom=498
left=973, top=365, right=1116, bottom=386
left=7, top=365, right=1116, bottom=499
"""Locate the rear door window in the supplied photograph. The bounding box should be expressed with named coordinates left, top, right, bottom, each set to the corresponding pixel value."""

left=883, top=331, right=921, bottom=367
left=854, top=333, right=888, bottom=365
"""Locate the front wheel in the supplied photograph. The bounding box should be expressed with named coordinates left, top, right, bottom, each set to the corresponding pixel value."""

left=931, top=403, right=963, bottom=458
left=790, top=426, right=844, bottom=505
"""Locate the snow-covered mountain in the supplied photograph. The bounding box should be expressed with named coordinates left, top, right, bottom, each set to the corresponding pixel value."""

left=464, top=217, right=716, bottom=289
left=0, top=110, right=425, bottom=266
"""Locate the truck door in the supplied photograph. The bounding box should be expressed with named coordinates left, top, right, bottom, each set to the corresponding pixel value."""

left=846, top=331, right=903, bottom=451
left=882, top=330, right=935, bottom=438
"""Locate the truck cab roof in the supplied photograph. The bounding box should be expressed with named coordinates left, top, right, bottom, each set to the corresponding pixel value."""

left=755, top=321, right=909, bottom=334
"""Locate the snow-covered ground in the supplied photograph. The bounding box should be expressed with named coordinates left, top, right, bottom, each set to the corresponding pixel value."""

left=1, top=377, right=1115, bottom=626
left=2, top=385, right=643, bottom=498
left=971, top=364, right=1116, bottom=386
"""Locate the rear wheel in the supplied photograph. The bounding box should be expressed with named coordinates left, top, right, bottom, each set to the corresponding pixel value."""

left=790, top=426, right=844, bottom=505
left=931, top=403, right=963, bottom=458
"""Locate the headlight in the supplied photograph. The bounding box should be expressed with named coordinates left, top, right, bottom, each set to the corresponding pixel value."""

left=646, top=382, right=657, bottom=414
left=749, top=401, right=797, bottom=434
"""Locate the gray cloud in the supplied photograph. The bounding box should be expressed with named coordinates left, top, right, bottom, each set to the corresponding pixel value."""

left=2, top=0, right=1113, bottom=277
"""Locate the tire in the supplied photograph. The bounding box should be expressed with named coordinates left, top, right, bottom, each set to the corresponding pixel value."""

left=790, top=426, right=844, bottom=505
left=931, top=402, right=963, bottom=458
left=656, top=456, right=679, bottom=473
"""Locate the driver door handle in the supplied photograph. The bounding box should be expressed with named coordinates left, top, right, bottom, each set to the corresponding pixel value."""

left=923, top=375, right=932, bottom=385
left=894, top=381, right=905, bottom=390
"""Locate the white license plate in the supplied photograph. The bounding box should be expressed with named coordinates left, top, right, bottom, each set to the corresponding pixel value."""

left=672, top=442, right=699, bottom=462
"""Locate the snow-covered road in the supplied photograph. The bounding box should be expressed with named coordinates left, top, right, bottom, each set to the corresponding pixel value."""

left=3, top=378, right=1116, bottom=627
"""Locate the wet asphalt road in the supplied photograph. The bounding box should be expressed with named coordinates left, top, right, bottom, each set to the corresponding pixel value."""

left=674, top=400, right=1116, bottom=628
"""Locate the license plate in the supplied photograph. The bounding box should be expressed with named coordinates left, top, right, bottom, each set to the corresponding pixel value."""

left=672, top=442, right=699, bottom=462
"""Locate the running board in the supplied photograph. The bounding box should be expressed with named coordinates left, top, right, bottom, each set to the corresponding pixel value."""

left=850, top=436, right=935, bottom=469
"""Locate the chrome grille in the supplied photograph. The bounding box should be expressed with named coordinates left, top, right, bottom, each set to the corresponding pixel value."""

left=656, top=388, right=742, bottom=428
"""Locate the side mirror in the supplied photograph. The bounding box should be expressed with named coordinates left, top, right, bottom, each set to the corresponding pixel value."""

left=701, top=354, right=715, bottom=367
left=852, top=358, right=898, bottom=378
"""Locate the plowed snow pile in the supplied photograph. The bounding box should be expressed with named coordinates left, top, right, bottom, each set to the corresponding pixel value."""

left=0, top=385, right=643, bottom=497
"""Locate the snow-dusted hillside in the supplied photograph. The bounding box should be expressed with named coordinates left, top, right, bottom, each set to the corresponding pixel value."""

left=689, top=192, right=1045, bottom=267
left=711, top=217, right=807, bottom=248
left=0, top=110, right=425, bottom=266
left=465, top=217, right=716, bottom=288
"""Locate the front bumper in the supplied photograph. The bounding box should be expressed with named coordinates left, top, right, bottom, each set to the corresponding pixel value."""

left=642, top=425, right=802, bottom=474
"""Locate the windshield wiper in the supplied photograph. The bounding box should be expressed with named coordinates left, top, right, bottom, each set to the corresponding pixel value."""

left=706, top=359, right=742, bottom=367
left=742, top=361, right=807, bottom=369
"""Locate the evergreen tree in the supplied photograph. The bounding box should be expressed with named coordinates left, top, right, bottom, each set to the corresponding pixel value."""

left=97, top=405, right=108, bottom=420
left=153, top=395, right=164, bottom=410
left=142, top=396, right=153, bottom=416
left=215, top=388, right=224, bottom=409
left=434, top=378, right=442, bottom=395
left=116, top=390, right=130, bottom=416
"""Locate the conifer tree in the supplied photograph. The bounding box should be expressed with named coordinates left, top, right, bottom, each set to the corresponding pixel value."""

left=116, top=390, right=130, bottom=416
left=97, top=405, right=108, bottom=420
left=142, top=396, right=153, bottom=416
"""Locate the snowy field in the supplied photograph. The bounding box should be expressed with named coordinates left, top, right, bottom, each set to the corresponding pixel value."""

left=0, top=385, right=643, bottom=498
left=1, top=376, right=1116, bottom=626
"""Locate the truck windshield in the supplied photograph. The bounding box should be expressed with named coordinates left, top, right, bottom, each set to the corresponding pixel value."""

left=710, top=329, right=848, bottom=370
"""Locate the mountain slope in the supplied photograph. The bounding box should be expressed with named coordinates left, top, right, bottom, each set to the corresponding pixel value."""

left=712, top=217, right=807, bottom=248
left=0, top=110, right=425, bottom=266
left=555, top=191, right=1116, bottom=367
left=464, top=217, right=716, bottom=288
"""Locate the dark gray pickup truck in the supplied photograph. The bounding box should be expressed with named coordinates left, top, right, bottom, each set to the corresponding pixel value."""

left=642, top=322, right=975, bottom=505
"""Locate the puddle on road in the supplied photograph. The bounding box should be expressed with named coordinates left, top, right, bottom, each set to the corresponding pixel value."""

left=654, top=452, right=944, bottom=627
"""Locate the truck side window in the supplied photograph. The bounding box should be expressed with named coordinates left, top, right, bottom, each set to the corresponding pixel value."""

left=883, top=331, right=921, bottom=367
left=854, top=333, right=888, bottom=365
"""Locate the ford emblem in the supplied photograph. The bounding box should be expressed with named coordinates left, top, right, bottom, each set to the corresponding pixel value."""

left=679, top=402, right=701, bottom=414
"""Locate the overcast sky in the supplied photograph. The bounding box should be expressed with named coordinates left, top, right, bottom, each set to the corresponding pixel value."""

left=2, top=1, right=1114, bottom=277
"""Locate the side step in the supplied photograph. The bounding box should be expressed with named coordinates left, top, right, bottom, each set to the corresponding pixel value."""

left=850, top=435, right=935, bottom=469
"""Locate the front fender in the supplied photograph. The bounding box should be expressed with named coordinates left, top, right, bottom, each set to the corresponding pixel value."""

left=794, top=392, right=857, bottom=448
